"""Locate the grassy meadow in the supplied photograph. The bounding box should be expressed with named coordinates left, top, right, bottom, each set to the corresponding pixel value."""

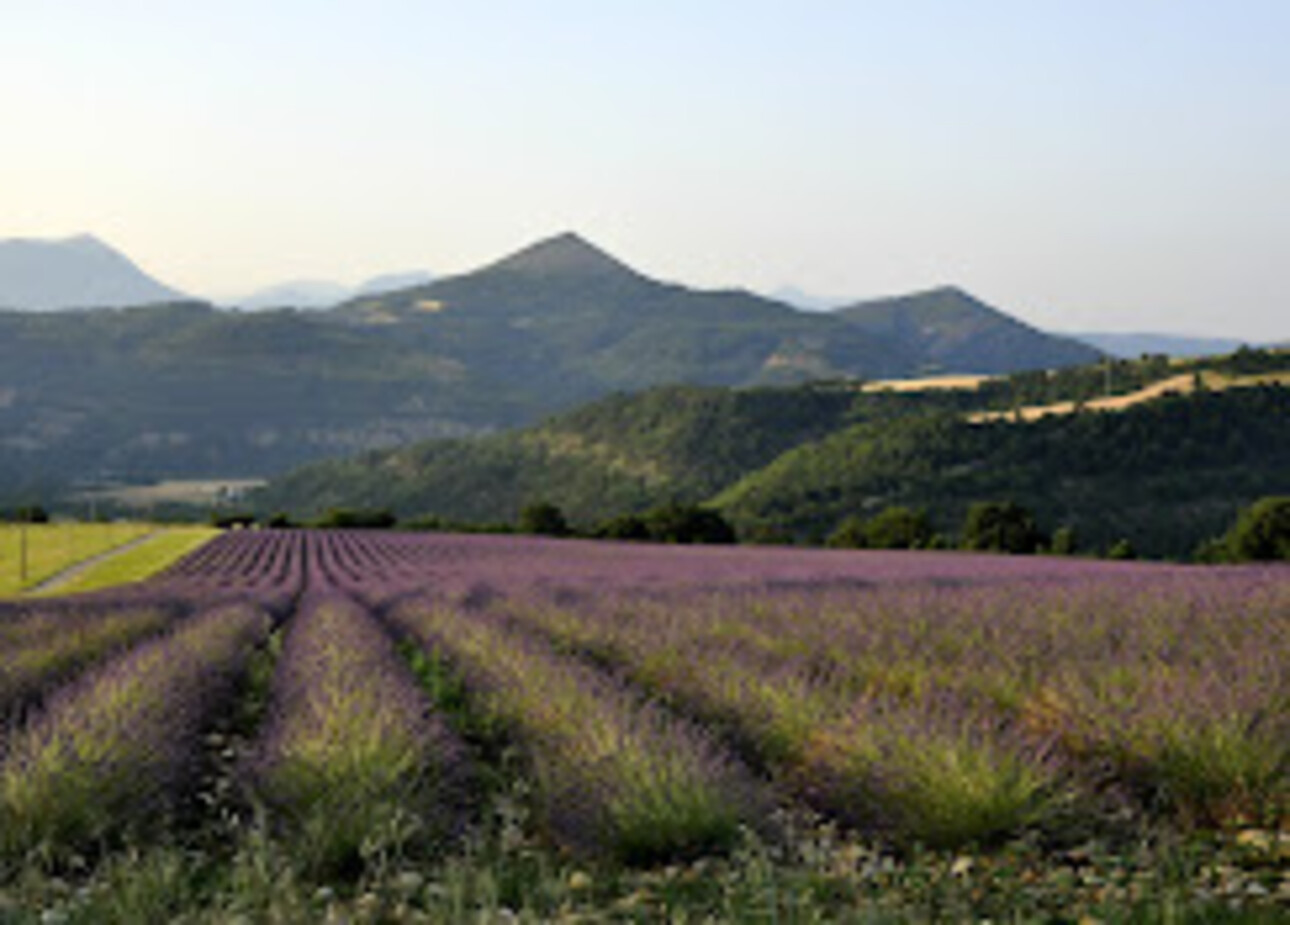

left=0, top=531, right=1286, bottom=921
left=0, top=523, right=155, bottom=596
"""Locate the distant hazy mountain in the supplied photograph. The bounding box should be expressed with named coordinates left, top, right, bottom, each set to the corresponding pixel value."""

left=227, top=270, right=434, bottom=310
left=0, top=234, right=186, bottom=310
left=767, top=285, right=849, bottom=311
left=1070, top=332, right=1250, bottom=359
left=834, top=286, right=1103, bottom=374
left=0, top=231, right=1110, bottom=497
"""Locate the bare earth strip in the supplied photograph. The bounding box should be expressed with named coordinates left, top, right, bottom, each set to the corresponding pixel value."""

left=968, top=371, right=1289, bottom=423
left=24, top=532, right=160, bottom=595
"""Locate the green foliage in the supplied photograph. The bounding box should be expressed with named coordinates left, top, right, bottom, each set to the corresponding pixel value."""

left=827, top=506, right=934, bottom=550
left=961, top=502, right=1044, bottom=555
left=517, top=501, right=571, bottom=537
left=826, top=515, right=869, bottom=549
left=211, top=512, right=256, bottom=529
left=260, top=384, right=861, bottom=526
left=721, top=386, right=1290, bottom=559
left=594, top=513, right=651, bottom=541
left=642, top=502, right=737, bottom=545
left=1223, top=496, right=1290, bottom=561
left=313, top=508, right=398, bottom=529
left=2, top=504, right=50, bottom=524
left=1049, top=526, right=1078, bottom=556
left=1107, top=538, right=1137, bottom=561
left=865, top=506, right=934, bottom=550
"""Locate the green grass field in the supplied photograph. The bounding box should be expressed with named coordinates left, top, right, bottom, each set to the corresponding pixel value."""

left=0, top=524, right=216, bottom=596
left=31, top=527, right=220, bottom=596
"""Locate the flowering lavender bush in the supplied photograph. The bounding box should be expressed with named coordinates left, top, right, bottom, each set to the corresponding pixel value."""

left=0, top=601, right=270, bottom=860
left=390, top=600, right=760, bottom=862
left=0, top=603, right=175, bottom=725
left=248, top=592, right=467, bottom=877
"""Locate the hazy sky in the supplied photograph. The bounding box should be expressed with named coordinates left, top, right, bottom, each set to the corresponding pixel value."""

left=2, top=2, right=1287, bottom=339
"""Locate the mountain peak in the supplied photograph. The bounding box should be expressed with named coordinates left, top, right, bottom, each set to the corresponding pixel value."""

left=483, top=232, right=641, bottom=280
left=0, top=233, right=186, bottom=310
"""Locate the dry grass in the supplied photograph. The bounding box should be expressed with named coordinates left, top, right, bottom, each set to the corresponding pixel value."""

left=968, top=371, right=1284, bottom=423
left=863, top=374, right=993, bottom=393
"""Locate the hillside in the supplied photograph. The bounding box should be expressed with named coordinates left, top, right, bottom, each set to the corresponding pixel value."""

left=0, top=233, right=1105, bottom=499
left=0, top=234, right=186, bottom=310
left=254, top=384, right=862, bottom=523
left=835, top=287, right=1102, bottom=374
left=255, top=347, right=1290, bottom=558
left=716, top=384, right=1290, bottom=558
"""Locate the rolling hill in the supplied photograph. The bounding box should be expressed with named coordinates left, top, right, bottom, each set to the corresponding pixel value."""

left=834, top=286, right=1102, bottom=374
left=255, top=348, right=1290, bottom=559
left=0, top=234, right=187, bottom=311
left=0, top=232, right=1109, bottom=498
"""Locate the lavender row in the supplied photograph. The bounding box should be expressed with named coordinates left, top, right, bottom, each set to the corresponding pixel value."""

left=0, top=603, right=175, bottom=727
left=247, top=592, right=466, bottom=876
left=503, top=575, right=1289, bottom=840
left=0, top=601, right=271, bottom=860
left=388, top=598, right=760, bottom=862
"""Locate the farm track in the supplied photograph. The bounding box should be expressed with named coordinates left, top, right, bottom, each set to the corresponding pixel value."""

left=22, top=531, right=159, bottom=595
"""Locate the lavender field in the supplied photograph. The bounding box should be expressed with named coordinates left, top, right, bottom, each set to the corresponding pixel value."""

left=1, top=530, right=1287, bottom=920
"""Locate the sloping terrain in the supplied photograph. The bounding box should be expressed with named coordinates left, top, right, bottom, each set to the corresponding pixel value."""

left=0, top=235, right=186, bottom=310
left=0, top=233, right=1104, bottom=498
left=715, top=384, right=1290, bottom=557
left=835, top=286, right=1101, bottom=373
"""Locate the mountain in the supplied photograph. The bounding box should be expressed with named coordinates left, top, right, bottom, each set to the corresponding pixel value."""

left=0, top=232, right=1112, bottom=498
left=0, top=234, right=187, bottom=310
left=834, top=286, right=1103, bottom=374
left=1070, top=332, right=1251, bottom=359
left=226, top=270, right=435, bottom=310
left=329, top=232, right=914, bottom=393
left=254, top=384, right=863, bottom=523
left=255, top=357, right=1290, bottom=558
left=715, top=384, right=1290, bottom=558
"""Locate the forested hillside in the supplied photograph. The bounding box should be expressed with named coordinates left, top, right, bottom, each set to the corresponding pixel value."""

left=717, top=385, right=1290, bottom=558
left=256, top=348, right=1290, bottom=559
left=0, top=234, right=1106, bottom=501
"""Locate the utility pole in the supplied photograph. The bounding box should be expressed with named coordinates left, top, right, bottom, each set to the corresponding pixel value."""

left=19, top=511, right=28, bottom=586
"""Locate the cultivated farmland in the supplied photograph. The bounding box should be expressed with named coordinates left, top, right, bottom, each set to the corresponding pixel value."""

left=0, top=531, right=1286, bottom=920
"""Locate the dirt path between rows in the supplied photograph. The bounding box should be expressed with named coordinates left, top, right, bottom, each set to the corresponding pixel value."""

left=25, top=531, right=160, bottom=595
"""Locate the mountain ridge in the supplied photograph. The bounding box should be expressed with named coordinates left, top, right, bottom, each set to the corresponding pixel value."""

left=0, top=231, right=1112, bottom=498
left=0, top=234, right=187, bottom=310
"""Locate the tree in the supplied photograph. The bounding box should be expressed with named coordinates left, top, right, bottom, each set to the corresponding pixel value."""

left=826, top=515, right=869, bottom=549
left=315, top=508, right=397, bottom=529
left=1107, top=538, right=1137, bottom=560
left=643, top=502, right=737, bottom=545
left=864, top=506, right=933, bottom=550
left=518, top=501, right=570, bottom=537
left=595, top=513, right=650, bottom=541
left=961, top=501, right=1043, bottom=554
left=1049, top=526, right=1078, bottom=556
left=1223, top=496, right=1290, bottom=561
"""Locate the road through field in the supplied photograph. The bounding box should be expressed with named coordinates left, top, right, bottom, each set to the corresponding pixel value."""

left=23, top=531, right=159, bottom=595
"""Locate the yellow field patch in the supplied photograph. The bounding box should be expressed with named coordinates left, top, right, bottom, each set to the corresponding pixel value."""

left=0, top=523, right=154, bottom=595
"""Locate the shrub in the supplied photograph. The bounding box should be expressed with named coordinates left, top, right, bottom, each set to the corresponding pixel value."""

left=1223, top=496, right=1290, bottom=561
left=313, top=508, right=397, bottom=529
left=644, top=502, right=737, bottom=545
left=1107, top=538, right=1137, bottom=561
left=595, top=513, right=650, bottom=541
left=961, top=502, right=1043, bottom=555
left=826, top=516, right=869, bottom=549
left=864, top=506, right=933, bottom=550
left=517, top=501, right=571, bottom=537
left=1049, top=526, right=1078, bottom=556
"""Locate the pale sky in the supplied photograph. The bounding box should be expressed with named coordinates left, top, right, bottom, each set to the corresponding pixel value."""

left=2, top=1, right=1287, bottom=339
